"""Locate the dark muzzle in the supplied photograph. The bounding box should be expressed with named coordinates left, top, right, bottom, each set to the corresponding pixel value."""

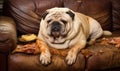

left=51, top=21, right=61, bottom=37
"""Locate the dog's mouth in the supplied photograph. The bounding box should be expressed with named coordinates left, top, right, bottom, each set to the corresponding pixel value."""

left=50, top=36, right=66, bottom=44
left=47, top=21, right=67, bottom=43
left=50, top=31, right=67, bottom=44
left=50, top=28, right=67, bottom=44
left=51, top=32, right=60, bottom=38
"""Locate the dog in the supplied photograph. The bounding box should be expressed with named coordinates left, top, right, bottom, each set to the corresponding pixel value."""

left=36, top=7, right=112, bottom=65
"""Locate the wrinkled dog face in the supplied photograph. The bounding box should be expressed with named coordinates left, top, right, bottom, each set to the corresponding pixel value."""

left=41, top=8, right=75, bottom=44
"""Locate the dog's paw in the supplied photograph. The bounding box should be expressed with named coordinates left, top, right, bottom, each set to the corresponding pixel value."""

left=40, top=52, right=51, bottom=65
left=88, top=39, right=96, bottom=45
left=66, top=52, right=77, bottom=65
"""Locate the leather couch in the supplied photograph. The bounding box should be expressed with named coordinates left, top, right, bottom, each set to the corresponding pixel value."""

left=0, top=0, right=120, bottom=71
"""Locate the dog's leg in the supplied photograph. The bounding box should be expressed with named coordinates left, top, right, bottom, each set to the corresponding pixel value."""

left=66, top=40, right=86, bottom=65
left=88, top=17, right=103, bottom=45
left=36, top=39, right=51, bottom=65
left=88, top=29, right=103, bottom=45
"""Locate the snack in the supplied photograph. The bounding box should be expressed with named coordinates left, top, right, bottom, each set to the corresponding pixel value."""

left=100, top=37, right=120, bottom=48
left=13, top=43, right=39, bottom=54
left=19, top=34, right=37, bottom=42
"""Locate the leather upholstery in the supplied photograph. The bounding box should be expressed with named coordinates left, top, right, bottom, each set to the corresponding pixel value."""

left=9, top=0, right=117, bottom=34
left=9, top=0, right=63, bottom=34
left=0, top=54, right=7, bottom=71
left=0, top=0, right=120, bottom=71
left=8, top=41, right=120, bottom=71
left=0, top=16, right=17, bottom=53
left=0, top=16, right=17, bottom=71
left=112, top=0, right=120, bottom=31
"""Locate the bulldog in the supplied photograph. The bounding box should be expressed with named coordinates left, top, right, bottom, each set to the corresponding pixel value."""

left=36, top=7, right=112, bottom=65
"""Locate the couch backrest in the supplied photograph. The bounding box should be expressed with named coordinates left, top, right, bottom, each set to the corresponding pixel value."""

left=6, top=0, right=120, bottom=34
left=112, top=0, right=120, bottom=31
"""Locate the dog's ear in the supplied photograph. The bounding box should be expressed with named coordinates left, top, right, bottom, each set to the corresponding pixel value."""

left=41, top=11, right=49, bottom=20
left=66, top=11, right=75, bottom=20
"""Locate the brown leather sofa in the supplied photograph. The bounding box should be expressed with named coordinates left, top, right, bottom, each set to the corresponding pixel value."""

left=0, top=0, right=120, bottom=71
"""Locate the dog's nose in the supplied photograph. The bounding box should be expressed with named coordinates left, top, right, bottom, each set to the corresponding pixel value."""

left=51, top=21, right=61, bottom=37
left=51, top=21, right=61, bottom=32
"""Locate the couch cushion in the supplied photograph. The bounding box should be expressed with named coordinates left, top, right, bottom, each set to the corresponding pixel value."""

left=8, top=53, right=85, bottom=71
left=85, top=31, right=120, bottom=71
left=8, top=30, right=120, bottom=71
left=85, top=43, right=120, bottom=71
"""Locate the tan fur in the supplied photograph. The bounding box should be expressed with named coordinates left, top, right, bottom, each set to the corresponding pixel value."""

left=37, top=7, right=111, bottom=65
left=36, top=39, right=51, bottom=64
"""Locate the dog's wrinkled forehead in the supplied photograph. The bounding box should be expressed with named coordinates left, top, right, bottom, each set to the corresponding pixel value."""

left=42, top=7, right=75, bottom=20
left=47, top=7, right=70, bottom=13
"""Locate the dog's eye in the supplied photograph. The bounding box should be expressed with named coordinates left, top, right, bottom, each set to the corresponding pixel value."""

left=47, top=19, right=52, bottom=23
left=61, top=20, right=67, bottom=24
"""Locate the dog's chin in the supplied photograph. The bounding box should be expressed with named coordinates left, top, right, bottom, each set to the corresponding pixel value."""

left=48, top=36, right=66, bottom=44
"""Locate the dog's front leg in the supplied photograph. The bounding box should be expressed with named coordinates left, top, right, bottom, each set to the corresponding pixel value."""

left=36, top=39, right=51, bottom=65
left=66, top=40, right=86, bottom=65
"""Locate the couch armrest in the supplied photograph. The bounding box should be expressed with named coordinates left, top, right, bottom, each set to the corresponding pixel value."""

left=0, top=16, right=17, bottom=53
